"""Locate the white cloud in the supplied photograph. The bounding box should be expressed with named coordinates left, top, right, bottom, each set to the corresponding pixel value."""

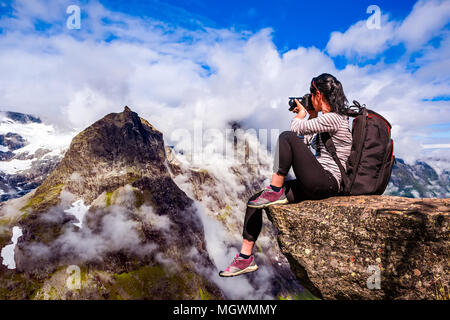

left=0, top=0, right=448, bottom=165
left=326, top=0, right=450, bottom=58
left=27, top=203, right=157, bottom=263
left=138, top=204, right=172, bottom=231
left=396, top=0, right=450, bottom=50
left=413, top=30, right=450, bottom=83
left=326, top=14, right=397, bottom=58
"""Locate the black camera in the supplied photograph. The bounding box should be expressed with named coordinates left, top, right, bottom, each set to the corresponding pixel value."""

left=288, top=94, right=313, bottom=112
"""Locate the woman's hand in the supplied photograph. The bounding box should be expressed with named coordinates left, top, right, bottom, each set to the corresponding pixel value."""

left=293, top=99, right=307, bottom=119
left=292, top=99, right=318, bottom=120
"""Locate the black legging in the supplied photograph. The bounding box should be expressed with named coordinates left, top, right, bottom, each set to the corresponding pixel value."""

left=243, top=131, right=339, bottom=242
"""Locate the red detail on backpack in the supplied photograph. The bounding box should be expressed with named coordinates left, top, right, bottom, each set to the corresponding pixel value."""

left=391, top=140, right=394, bottom=162
left=368, top=113, right=391, bottom=139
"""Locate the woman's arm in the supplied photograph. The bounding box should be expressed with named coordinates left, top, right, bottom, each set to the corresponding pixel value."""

left=290, top=112, right=342, bottom=136
left=290, top=99, right=318, bottom=146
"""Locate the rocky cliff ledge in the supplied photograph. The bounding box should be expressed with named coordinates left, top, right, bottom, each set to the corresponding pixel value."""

left=266, top=196, right=449, bottom=300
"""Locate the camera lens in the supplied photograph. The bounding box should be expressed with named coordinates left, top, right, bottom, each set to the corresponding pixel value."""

left=289, top=99, right=296, bottom=109
left=302, top=94, right=313, bottom=110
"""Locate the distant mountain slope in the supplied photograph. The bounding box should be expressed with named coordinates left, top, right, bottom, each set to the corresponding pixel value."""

left=384, top=158, right=450, bottom=198
left=0, top=111, right=75, bottom=201
left=1, top=110, right=449, bottom=203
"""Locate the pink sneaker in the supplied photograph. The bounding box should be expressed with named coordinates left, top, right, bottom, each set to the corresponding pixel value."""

left=219, top=254, right=258, bottom=277
left=247, top=185, right=288, bottom=208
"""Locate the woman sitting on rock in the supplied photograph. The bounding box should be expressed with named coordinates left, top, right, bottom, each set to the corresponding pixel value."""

left=219, top=73, right=353, bottom=277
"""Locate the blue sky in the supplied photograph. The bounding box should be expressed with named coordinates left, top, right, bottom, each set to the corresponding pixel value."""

left=94, top=0, right=427, bottom=70
left=99, top=0, right=418, bottom=52
left=0, top=0, right=449, bottom=163
left=0, top=0, right=437, bottom=67
left=97, top=0, right=433, bottom=69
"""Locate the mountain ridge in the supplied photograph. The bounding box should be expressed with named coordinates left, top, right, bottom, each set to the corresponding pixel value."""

left=0, top=106, right=224, bottom=299
left=1, top=107, right=449, bottom=300
left=1, top=109, right=449, bottom=203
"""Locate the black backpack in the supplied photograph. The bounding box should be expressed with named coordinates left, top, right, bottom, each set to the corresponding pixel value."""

left=321, top=101, right=395, bottom=196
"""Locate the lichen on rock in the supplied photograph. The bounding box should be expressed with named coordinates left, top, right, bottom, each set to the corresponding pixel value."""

left=266, top=195, right=449, bottom=300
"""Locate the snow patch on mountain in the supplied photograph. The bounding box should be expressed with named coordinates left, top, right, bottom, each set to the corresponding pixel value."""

left=63, top=199, right=90, bottom=229
left=1, top=226, right=23, bottom=269
left=0, top=111, right=78, bottom=201
left=0, top=113, right=76, bottom=174
left=0, top=158, right=34, bottom=174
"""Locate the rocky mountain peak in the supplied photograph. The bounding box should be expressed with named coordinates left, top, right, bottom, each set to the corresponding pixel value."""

left=0, top=106, right=223, bottom=300
left=23, top=106, right=168, bottom=211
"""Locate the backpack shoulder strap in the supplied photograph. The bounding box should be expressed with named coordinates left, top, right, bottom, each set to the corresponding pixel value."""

left=345, top=101, right=364, bottom=117
left=320, top=132, right=347, bottom=189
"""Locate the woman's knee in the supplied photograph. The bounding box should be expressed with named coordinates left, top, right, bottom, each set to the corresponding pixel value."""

left=279, top=131, right=297, bottom=140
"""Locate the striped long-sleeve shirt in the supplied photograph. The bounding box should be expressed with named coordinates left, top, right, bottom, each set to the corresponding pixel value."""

left=290, top=112, right=353, bottom=191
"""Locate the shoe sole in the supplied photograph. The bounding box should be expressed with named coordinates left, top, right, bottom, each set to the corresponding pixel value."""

left=219, top=265, right=259, bottom=277
left=247, top=198, right=289, bottom=209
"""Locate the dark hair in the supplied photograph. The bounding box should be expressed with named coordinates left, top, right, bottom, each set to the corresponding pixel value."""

left=310, top=73, right=348, bottom=115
